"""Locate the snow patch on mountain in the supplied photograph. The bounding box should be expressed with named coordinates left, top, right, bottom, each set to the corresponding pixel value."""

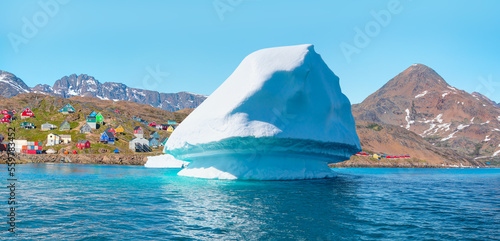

left=415, top=91, right=428, bottom=98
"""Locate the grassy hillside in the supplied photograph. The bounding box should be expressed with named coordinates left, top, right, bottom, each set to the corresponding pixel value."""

left=0, top=93, right=192, bottom=155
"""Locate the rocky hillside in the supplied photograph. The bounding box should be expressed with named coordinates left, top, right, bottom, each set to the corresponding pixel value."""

left=0, top=93, right=192, bottom=155
left=352, top=64, right=500, bottom=162
left=2, top=70, right=207, bottom=111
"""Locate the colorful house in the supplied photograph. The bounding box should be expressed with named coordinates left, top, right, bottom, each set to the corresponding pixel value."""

left=21, top=108, right=35, bottom=119
left=1, top=117, right=10, bottom=123
left=96, top=112, right=104, bottom=124
left=59, top=103, right=75, bottom=114
left=47, top=133, right=61, bottom=146
left=159, top=137, right=168, bottom=146
left=59, top=121, right=71, bottom=131
left=167, top=125, right=175, bottom=132
left=86, top=116, right=97, bottom=129
left=167, top=121, right=177, bottom=125
left=133, top=126, right=144, bottom=138
left=60, top=135, right=71, bottom=144
left=20, top=122, right=35, bottom=129
left=89, top=111, right=97, bottom=117
left=80, top=124, right=92, bottom=134
left=77, top=140, right=91, bottom=149
left=150, top=131, right=160, bottom=140
left=113, top=148, right=120, bottom=153
left=100, top=131, right=115, bottom=144
left=114, top=109, right=120, bottom=114
left=149, top=122, right=157, bottom=127
left=105, top=127, right=116, bottom=136
left=148, top=138, right=159, bottom=148
left=3, top=111, right=14, bottom=119
left=114, top=125, right=124, bottom=134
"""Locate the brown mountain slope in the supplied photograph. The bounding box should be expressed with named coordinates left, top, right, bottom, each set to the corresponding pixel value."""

left=352, top=64, right=500, bottom=160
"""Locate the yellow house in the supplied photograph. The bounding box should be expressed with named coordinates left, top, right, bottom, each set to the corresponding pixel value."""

left=373, top=154, right=381, bottom=160
left=167, top=125, right=175, bottom=132
left=115, top=125, right=124, bottom=134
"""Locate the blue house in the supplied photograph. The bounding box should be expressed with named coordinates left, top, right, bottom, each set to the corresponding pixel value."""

left=167, top=121, right=177, bottom=125
left=150, top=131, right=160, bottom=140
left=89, top=111, right=97, bottom=117
left=113, top=149, right=120, bottom=153
left=100, top=131, right=115, bottom=144
left=149, top=138, right=159, bottom=148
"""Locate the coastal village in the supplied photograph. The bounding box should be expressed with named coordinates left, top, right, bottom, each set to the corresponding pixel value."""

left=0, top=96, right=182, bottom=157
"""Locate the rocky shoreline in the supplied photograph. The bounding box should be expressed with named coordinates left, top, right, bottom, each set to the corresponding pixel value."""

left=0, top=152, right=149, bottom=165
left=2, top=152, right=496, bottom=168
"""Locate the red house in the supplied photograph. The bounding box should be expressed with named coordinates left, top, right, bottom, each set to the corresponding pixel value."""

left=149, top=122, right=157, bottom=127
left=1, top=117, right=10, bottom=123
left=133, top=126, right=143, bottom=134
left=105, top=127, right=116, bottom=136
left=77, top=140, right=91, bottom=149
left=114, top=109, right=120, bottom=114
left=1, top=110, right=7, bottom=115
left=21, top=108, right=35, bottom=119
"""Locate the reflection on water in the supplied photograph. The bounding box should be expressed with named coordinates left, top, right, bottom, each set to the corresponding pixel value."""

left=0, top=164, right=498, bottom=240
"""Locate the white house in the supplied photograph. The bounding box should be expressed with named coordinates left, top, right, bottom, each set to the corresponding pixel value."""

left=47, top=133, right=61, bottom=146
left=129, top=137, right=149, bottom=150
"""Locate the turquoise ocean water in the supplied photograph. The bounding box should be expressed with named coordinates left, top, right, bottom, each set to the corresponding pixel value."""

left=1, top=164, right=499, bottom=240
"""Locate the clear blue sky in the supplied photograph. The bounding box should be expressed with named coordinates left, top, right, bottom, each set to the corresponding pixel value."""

left=1, top=0, right=499, bottom=104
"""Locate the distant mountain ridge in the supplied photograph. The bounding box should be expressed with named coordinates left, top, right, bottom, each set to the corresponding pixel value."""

left=0, top=70, right=207, bottom=112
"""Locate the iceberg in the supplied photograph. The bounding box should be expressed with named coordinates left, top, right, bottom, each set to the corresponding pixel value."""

left=163, top=44, right=361, bottom=180
left=144, top=154, right=189, bottom=168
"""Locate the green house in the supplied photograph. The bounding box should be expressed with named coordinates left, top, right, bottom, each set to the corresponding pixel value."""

left=96, top=112, right=104, bottom=123
left=59, top=120, right=71, bottom=131
left=59, top=103, right=75, bottom=114
left=20, top=121, right=35, bottom=129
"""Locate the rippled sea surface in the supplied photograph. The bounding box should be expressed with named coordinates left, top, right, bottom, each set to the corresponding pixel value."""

left=1, top=164, right=499, bottom=240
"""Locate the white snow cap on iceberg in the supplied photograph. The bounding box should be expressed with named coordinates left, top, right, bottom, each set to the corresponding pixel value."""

left=165, top=44, right=361, bottom=180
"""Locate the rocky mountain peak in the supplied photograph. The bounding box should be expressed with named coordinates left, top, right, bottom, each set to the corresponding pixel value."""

left=353, top=64, right=500, bottom=160
left=0, top=70, right=31, bottom=98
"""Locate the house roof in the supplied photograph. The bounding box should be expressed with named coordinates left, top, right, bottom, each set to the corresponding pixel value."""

left=148, top=137, right=158, bottom=142
left=133, top=126, right=142, bottom=130
left=104, top=131, right=114, bottom=137
left=77, top=140, right=89, bottom=144
left=80, top=123, right=91, bottom=129
left=60, top=135, right=71, bottom=138
left=160, top=137, right=168, bottom=143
